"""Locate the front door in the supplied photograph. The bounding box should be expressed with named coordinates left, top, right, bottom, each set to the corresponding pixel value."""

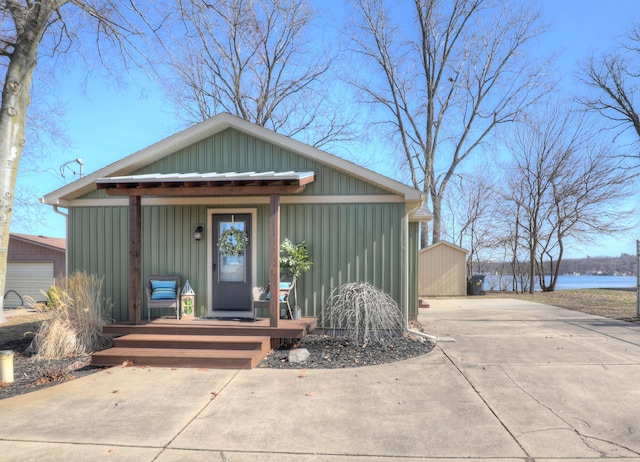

left=212, top=213, right=253, bottom=318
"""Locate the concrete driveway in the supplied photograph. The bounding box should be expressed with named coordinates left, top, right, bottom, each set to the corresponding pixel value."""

left=0, top=297, right=639, bottom=461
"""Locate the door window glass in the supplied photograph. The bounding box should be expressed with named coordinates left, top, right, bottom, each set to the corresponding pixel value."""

left=218, top=221, right=246, bottom=283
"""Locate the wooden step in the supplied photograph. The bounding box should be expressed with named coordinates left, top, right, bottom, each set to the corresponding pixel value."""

left=114, top=334, right=270, bottom=351
left=95, top=318, right=316, bottom=369
left=91, top=347, right=267, bottom=369
left=102, top=317, right=316, bottom=340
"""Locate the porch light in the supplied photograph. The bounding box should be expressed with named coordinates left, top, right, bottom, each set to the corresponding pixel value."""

left=193, top=224, right=204, bottom=241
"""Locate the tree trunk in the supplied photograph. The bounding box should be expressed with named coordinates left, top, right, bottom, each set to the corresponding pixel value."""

left=419, top=221, right=429, bottom=249
left=528, top=244, right=536, bottom=294
left=431, top=194, right=442, bottom=244
left=0, top=26, right=42, bottom=321
left=549, top=240, right=565, bottom=292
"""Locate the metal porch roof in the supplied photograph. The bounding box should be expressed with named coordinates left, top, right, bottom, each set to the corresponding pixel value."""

left=96, top=171, right=315, bottom=185
left=95, top=171, right=316, bottom=196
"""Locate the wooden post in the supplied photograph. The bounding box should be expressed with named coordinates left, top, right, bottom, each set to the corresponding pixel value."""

left=129, top=196, right=142, bottom=325
left=269, top=194, right=281, bottom=328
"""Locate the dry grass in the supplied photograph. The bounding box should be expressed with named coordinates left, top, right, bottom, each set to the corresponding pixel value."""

left=486, top=289, right=640, bottom=321
left=28, top=272, right=114, bottom=359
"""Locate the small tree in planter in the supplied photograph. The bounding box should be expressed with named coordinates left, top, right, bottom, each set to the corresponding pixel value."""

left=279, top=239, right=313, bottom=316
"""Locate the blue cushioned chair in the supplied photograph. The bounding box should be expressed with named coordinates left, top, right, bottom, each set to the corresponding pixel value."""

left=146, top=274, right=182, bottom=320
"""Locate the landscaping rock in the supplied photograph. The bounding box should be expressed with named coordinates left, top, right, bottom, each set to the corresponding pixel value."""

left=288, top=348, right=310, bottom=363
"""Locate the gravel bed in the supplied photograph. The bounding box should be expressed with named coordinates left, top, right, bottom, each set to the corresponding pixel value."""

left=258, top=330, right=436, bottom=369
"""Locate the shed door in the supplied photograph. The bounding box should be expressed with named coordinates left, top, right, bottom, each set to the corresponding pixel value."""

left=211, top=214, right=253, bottom=318
left=5, top=262, right=54, bottom=308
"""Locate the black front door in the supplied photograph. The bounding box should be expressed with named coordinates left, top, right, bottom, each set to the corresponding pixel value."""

left=212, top=214, right=253, bottom=318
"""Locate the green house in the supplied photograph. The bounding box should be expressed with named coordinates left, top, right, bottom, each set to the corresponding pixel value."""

left=41, top=113, right=430, bottom=326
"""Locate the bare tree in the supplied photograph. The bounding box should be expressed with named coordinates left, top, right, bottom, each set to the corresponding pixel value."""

left=346, top=0, right=550, bottom=247
left=0, top=1, right=150, bottom=322
left=502, top=102, right=634, bottom=293
left=158, top=0, right=352, bottom=149
left=442, top=169, right=499, bottom=275
left=579, top=22, right=640, bottom=145
left=11, top=185, right=48, bottom=229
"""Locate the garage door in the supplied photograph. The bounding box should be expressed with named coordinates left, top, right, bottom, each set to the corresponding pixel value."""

left=5, top=262, right=54, bottom=308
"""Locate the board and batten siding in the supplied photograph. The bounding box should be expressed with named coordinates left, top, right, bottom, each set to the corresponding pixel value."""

left=408, top=222, right=420, bottom=320
left=68, top=204, right=214, bottom=321
left=139, top=128, right=391, bottom=196
left=66, top=126, right=422, bottom=322
left=68, top=206, right=130, bottom=321
left=280, top=202, right=404, bottom=320
left=78, top=128, right=394, bottom=201
left=418, top=241, right=467, bottom=296
left=68, top=201, right=409, bottom=322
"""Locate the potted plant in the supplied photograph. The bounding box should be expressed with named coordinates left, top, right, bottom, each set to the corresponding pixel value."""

left=279, top=238, right=313, bottom=319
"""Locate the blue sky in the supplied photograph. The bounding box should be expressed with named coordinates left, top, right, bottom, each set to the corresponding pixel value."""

left=18, top=0, right=640, bottom=258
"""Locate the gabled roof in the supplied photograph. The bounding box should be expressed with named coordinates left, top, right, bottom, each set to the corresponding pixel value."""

left=40, top=113, right=425, bottom=206
left=11, top=233, right=66, bottom=252
left=420, top=240, right=468, bottom=254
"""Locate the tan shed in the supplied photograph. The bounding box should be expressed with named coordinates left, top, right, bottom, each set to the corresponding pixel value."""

left=419, top=241, right=467, bottom=296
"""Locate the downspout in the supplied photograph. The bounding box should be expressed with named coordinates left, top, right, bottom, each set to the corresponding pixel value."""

left=52, top=204, right=67, bottom=219
left=52, top=205, right=69, bottom=279
left=402, top=203, right=454, bottom=343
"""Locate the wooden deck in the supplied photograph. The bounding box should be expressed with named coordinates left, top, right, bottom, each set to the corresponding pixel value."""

left=92, top=317, right=316, bottom=369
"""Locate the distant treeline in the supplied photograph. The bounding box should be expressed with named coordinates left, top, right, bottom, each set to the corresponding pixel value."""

left=480, top=254, right=637, bottom=277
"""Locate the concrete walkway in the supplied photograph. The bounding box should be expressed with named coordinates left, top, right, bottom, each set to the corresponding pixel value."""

left=1, top=298, right=639, bottom=461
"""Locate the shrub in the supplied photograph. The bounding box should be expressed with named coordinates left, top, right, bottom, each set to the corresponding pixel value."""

left=45, top=285, right=64, bottom=310
left=28, top=272, right=114, bottom=359
left=322, top=282, right=404, bottom=346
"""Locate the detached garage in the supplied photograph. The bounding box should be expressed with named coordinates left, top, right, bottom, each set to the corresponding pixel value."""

left=6, top=234, right=66, bottom=308
left=418, top=241, right=467, bottom=296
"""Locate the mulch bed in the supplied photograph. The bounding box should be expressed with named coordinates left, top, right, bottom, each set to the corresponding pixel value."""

left=257, top=331, right=436, bottom=369
left=0, top=336, right=104, bottom=401
left=1, top=323, right=436, bottom=400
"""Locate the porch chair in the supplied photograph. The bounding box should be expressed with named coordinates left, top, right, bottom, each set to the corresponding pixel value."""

left=146, top=274, right=182, bottom=320
left=252, top=286, right=267, bottom=319
left=252, top=275, right=296, bottom=319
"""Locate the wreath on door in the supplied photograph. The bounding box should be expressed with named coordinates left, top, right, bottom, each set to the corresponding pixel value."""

left=217, top=227, right=249, bottom=256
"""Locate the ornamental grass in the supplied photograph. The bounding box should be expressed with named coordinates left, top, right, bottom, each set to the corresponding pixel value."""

left=27, top=271, right=113, bottom=359
left=322, top=282, right=404, bottom=347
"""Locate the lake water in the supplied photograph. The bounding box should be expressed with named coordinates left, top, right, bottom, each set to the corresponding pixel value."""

left=484, top=274, right=637, bottom=291
left=553, top=275, right=637, bottom=290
